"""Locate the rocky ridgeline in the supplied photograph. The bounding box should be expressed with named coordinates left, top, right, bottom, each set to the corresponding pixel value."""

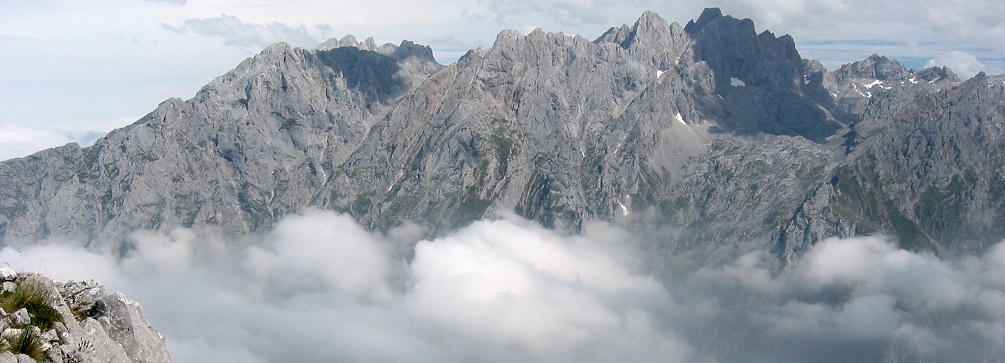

left=1, top=8, right=1003, bottom=263
left=0, top=268, right=171, bottom=363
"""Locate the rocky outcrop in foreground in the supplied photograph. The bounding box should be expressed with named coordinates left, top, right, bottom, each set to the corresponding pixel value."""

left=0, top=267, right=171, bottom=363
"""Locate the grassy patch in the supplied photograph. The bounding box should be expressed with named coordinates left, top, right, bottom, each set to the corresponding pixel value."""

left=830, top=161, right=937, bottom=251
left=453, top=193, right=492, bottom=230
left=0, top=276, right=64, bottom=330
left=490, top=129, right=513, bottom=177
left=2, top=327, right=45, bottom=361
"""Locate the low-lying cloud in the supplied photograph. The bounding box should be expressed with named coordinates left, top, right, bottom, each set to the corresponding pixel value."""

left=2, top=210, right=1004, bottom=362
left=688, top=236, right=1005, bottom=362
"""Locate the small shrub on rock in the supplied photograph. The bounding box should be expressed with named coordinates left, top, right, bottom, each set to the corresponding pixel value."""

left=0, top=276, right=64, bottom=330
left=5, top=327, right=45, bottom=361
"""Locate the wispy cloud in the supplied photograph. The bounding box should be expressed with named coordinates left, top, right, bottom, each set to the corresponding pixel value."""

left=703, top=0, right=1005, bottom=49
left=143, top=0, right=186, bottom=5
left=920, top=0, right=1005, bottom=51
left=709, top=0, right=849, bottom=30
left=474, top=0, right=678, bottom=26
left=163, top=14, right=332, bottom=49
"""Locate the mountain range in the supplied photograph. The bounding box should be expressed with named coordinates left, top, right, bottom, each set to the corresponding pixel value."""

left=2, top=8, right=1003, bottom=265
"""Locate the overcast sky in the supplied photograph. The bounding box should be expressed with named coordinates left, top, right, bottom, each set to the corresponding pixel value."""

left=2, top=0, right=1004, bottom=160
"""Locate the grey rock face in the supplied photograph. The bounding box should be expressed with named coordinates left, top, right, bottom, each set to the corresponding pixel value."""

left=823, top=73, right=1005, bottom=255
left=0, top=273, right=170, bottom=363
left=60, top=279, right=173, bottom=363
left=813, top=54, right=961, bottom=124
left=0, top=8, right=1003, bottom=265
left=92, top=292, right=172, bottom=363
left=684, top=7, right=843, bottom=142
left=9, top=310, right=28, bottom=327
left=322, top=12, right=722, bottom=235
left=0, top=37, right=442, bottom=252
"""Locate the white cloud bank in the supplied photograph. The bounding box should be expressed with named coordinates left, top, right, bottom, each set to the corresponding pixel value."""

left=2, top=210, right=1004, bottom=362
left=926, top=50, right=987, bottom=79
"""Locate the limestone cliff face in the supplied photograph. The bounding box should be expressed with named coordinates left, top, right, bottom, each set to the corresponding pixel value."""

left=1, top=8, right=1004, bottom=263
left=807, top=72, right=1005, bottom=258
left=325, top=12, right=711, bottom=234
left=0, top=39, right=442, bottom=252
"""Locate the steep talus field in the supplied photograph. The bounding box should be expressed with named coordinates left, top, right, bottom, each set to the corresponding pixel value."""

left=1, top=8, right=1004, bottom=264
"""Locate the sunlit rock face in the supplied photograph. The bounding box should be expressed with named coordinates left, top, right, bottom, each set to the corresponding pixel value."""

left=1, top=8, right=1004, bottom=264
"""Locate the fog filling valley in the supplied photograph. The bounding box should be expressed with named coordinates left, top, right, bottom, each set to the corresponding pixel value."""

left=3, top=210, right=1004, bottom=362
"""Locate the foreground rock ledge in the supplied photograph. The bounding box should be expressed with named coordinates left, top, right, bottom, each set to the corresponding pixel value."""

left=0, top=267, right=172, bottom=363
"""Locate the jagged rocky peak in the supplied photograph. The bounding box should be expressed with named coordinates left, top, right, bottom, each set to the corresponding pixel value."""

left=685, top=7, right=802, bottom=88
left=314, top=35, right=438, bottom=63
left=595, top=10, right=675, bottom=47
left=835, top=54, right=911, bottom=83
left=677, top=8, right=842, bottom=142
left=802, top=58, right=829, bottom=83
left=915, top=65, right=960, bottom=83
left=312, top=36, right=442, bottom=79
left=834, top=53, right=962, bottom=88
left=1, top=7, right=1003, bottom=264
left=193, top=34, right=441, bottom=108
left=802, top=54, right=927, bottom=130
left=818, top=53, right=963, bottom=120
left=0, top=267, right=171, bottom=363
left=393, top=40, right=429, bottom=57
left=595, top=10, right=689, bottom=70
left=0, top=29, right=445, bottom=249
left=684, top=7, right=724, bottom=33
left=482, top=27, right=595, bottom=68
left=595, top=24, right=632, bottom=45
left=314, top=34, right=378, bottom=51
